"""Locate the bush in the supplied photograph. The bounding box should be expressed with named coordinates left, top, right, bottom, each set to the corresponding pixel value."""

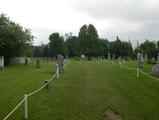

left=147, top=58, right=156, bottom=64
left=75, top=57, right=80, bottom=60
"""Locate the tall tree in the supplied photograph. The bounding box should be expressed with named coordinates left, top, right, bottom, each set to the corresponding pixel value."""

left=48, top=33, right=65, bottom=57
left=0, top=14, right=33, bottom=64
left=140, top=40, right=157, bottom=59
left=65, top=33, right=77, bottom=57
left=77, top=24, right=99, bottom=58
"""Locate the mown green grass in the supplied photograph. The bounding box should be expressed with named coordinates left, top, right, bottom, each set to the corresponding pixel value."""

left=0, top=60, right=159, bottom=120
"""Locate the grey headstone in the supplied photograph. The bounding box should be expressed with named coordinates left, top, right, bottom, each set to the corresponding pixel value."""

left=25, top=58, right=28, bottom=65
left=36, top=59, right=41, bottom=68
left=112, top=54, right=115, bottom=61
left=57, top=54, right=64, bottom=72
left=152, top=64, right=159, bottom=76
left=108, top=52, right=111, bottom=60
left=137, top=52, right=143, bottom=68
left=0, top=56, right=4, bottom=69
left=144, top=54, right=148, bottom=62
left=157, top=53, right=159, bottom=64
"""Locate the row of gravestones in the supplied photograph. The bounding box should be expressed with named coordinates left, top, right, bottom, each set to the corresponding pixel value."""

left=35, top=54, right=69, bottom=71
left=108, top=52, right=159, bottom=77
left=136, top=52, right=159, bottom=76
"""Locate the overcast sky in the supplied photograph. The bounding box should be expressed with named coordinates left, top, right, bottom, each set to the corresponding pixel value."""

left=1, top=0, right=159, bottom=47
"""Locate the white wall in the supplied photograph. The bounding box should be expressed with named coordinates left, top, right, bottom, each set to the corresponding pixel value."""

left=11, top=57, right=31, bottom=64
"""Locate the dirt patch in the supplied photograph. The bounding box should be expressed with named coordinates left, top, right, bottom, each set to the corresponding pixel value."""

left=103, top=106, right=123, bottom=120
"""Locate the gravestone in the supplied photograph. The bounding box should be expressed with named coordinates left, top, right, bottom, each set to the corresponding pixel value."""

left=0, top=56, right=4, bottom=69
left=112, top=54, right=115, bottom=61
left=152, top=64, right=159, bottom=76
left=108, top=52, right=111, bottom=60
left=141, top=53, right=144, bottom=62
left=25, top=58, right=28, bottom=65
left=144, top=54, right=148, bottom=62
left=118, top=57, right=121, bottom=63
left=36, top=59, right=41, bottom=68
left=151, top=53, right=159, bottom=76
left=157, top=53, right=159, bottom=64
left=81, top=54, right=85, bottom=59
left=57, top=54, right=64, bottom=72
left=137, top=52, right=143, bottom=68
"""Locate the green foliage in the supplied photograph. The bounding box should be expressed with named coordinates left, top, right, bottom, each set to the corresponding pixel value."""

left=0, top=14, right=33, bottom=64
left=147, top=58, right=156, bottom=64
left=109, top=36, right=133, bottom=58
left=77, top=24, right=99, bottom=57
left=65, top=33, right=77, bottom=56
left=49, top=33, right=65, bottom=57
left=140, top=40, right=157, bottom=59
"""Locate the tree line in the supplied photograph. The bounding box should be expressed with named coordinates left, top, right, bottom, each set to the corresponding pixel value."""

left=1, top=14, right=159, bottom=65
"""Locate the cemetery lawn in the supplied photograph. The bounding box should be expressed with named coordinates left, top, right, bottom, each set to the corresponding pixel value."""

left=0, top=60, right=159, bottom=120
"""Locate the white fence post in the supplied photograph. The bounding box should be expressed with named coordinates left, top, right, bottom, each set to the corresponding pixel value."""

left=24, top=94, right=28, bottom=119
left=56, top=64, right=59, bottom=79
left=137, top=68, right=139, bottom=78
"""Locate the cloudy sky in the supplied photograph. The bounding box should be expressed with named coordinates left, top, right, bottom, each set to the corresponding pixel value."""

left=0, top=0, right=159, bottom=47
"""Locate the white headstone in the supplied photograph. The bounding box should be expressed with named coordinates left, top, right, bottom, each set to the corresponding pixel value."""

left=0, top=56, right=4, bottom=69
left=81, top=54, right=85, bottom=59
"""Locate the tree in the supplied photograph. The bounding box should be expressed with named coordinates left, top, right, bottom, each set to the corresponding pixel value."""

left=110, top=36, right=132, bottom=58
left=43, top=44, right=50, bottom=57
left=77, top=24, right=99, bottom=58
left=140, top=40, right=157, bottom=59
left=48, top=33, right=65, bottom=57
left=0, top=14, right=33, bottom=65
left=65, top=33, right=77, bottom=57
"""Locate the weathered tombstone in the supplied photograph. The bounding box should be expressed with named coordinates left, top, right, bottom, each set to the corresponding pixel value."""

left=141, top=53, right=144, bottom=63
left=137, top=52, right=143, bottom=68
left=0, top=56, right=4, bottom=69
left=144, top=54, right=148, bottom=62
left=81, top=54, right=85, bottom=59
left=112, top=54, right=115, bottom=61
left=118, top=57, right=121, bottom=63
left=25, top=58, right=28, bottom=65
left=152, top=64, right=159, bottom=76
left=36, top=59, right=41, bottom=68
left=122, top=59, right=125, bottom=64
left=57, top=54, right=64, bottom=72
left=157, top=53, right=159, bottom=64
left=108, top=52, right=111, bottom=60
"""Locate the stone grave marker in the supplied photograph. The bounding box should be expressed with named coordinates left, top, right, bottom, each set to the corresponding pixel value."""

left=108, top=52, right=111, bottom=60
left=157, top=53, right=159, bottom=64
left=152, top=64, right=159, bottom=76
left=36, top=59, right=41, bottom=68
left=137, top=52, right=143, bottom=68
left=144, top=54, right=148, bottom=62
left=0, top=56, right=4, bottom=69
left=57, top=54, right=64, bottom=72
left=25, top=57, right=28, bottom=65
left=112, top=54, right=115, bottom=61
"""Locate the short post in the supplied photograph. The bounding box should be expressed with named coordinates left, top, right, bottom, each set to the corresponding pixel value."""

left=56, top=64, right=59, bottom=79
left=44, top=80, right=49, bottom=89
left=137, top=67, right=139, bottom=78
left=24, top=94, right=28, bottom=119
